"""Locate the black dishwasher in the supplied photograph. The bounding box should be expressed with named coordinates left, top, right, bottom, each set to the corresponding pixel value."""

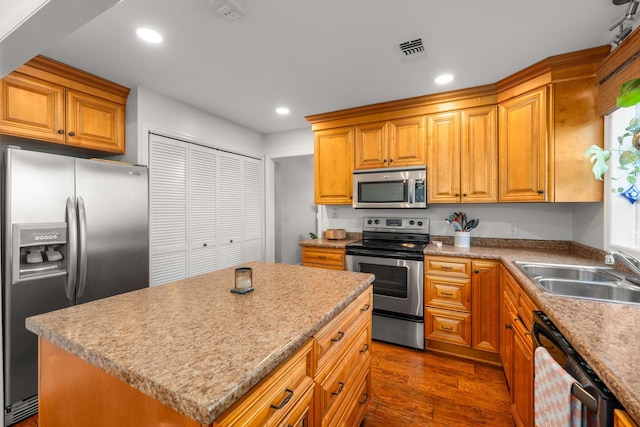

left=532, top=311, right=620, bottom=427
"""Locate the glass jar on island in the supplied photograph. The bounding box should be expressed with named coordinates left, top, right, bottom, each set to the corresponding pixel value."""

left=232, top=267, right=253, bottom=294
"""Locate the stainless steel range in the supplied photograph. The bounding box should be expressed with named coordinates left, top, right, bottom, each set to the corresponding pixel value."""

left=345, top=217, right=429, bottom=350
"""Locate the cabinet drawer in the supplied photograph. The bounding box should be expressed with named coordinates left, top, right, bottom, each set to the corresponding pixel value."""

left=425, top=256, right=471, bottom=278
left=425, top=307, right=471, bottom=346
left=517, top=290, right=537, bottom=332
left=302, top=247, right=345, bottom=270
left=425, top=275, right=471, bottom=312
left=213, top=340, right=314, bottom=427
left=315, top=289, right=372, bottom=370
left=279, top=384, right=314, bottom=427
left=339, top=361, right=371, bottom=427
left=317, top=325, right=371, bottom=423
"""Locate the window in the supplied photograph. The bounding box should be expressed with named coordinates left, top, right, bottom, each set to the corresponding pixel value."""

left=605, top=105, right=640, bottom=257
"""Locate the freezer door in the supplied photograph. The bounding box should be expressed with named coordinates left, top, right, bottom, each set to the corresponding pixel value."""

left=75, top=159, right=149, bottom=304
left=2, top=148, right=75, bottom=406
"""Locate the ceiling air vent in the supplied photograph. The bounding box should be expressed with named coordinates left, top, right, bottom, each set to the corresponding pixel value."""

left=210, top=0, right=246, bottom=21
left=395, top=37, right=427, bottom=62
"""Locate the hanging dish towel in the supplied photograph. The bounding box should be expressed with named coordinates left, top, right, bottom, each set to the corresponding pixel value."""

left=534, top=346, right=586, bottom=427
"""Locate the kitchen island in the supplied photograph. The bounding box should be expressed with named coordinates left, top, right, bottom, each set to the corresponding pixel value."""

left=26, top=261, right=374, bottom=426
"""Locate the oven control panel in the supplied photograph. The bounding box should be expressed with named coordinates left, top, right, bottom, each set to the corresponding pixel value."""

left=363, top=217, right=429, bottom=232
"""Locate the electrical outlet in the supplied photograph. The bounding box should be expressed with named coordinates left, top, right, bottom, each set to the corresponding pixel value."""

left=508, top=223, right=519, bottom=235
left=330, top=208, right=339, bottom=218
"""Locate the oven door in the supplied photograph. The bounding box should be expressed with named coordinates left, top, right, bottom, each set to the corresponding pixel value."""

left=345, top=253, right=423, bottom=318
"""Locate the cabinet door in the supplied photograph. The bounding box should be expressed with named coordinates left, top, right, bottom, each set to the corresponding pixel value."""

left=471, top=260, right=500, bottom=353
left=314, top=127, right=354, bottom=205
left=512, top=328, right=534, bottom=427
left=498, top=86, right=549, bottom=202
left=501, top=290, right=515, bottom=390
left=427, top=111, right=461, bottom=203
left=0, top=73, right=65, bottom=143
left=461, top=106, right=498, bottom=203
left=66, top=90, right=125, bottom=153
left=614, top=409, right=640, bottom=427
left=388, top=116, right=426, bottom=168
left=354, top=121, right=388, bottom=170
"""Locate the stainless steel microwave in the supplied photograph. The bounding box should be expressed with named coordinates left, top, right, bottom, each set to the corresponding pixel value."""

left=352, top=167, right=427, bottom=209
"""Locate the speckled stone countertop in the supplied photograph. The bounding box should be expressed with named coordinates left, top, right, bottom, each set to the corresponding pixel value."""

left=423, top=242, right=640, bottom=424
left=299, top=232, right=362, bottom=248
left=25, top=261, right=374, bottom=425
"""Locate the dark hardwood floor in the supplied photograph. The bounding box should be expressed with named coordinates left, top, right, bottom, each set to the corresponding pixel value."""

left=362, top=341, right=514, bottom=427
left=13, top=341, right=514, bottom=427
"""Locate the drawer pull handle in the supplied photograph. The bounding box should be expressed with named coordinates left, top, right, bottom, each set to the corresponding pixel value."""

left=440, top=266, right=453, bottom=270
left=441, top=292, right=453, bottom=297
left=270, top=389, right=294, bottom=410
left=318, top=255, right=327, bottom=259
left=359, top=393, right=369, bottom=405
left=505, top=324, right=512, bottom=330
left=361, top=304, right=370, bottom=312
left=331, top=331, right=345, bottom=342
left=331, top=382, right=345, bottom=396
left=360, top=343, right=369, bottom=353
left=441, top=325, right=453, bottom=331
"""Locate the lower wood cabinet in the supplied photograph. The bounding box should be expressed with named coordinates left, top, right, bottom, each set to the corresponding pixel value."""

left=499, top=264, right=538, bottom=427
left=424, top=256, right=500, bottom=363
left=302, top=247, right=346, bottom=270
left=615, top=409, right=640, bottom=427
left=217, top=288, right=373, bottom=427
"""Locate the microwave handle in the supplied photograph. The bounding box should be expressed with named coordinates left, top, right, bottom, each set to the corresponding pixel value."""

left=408, top=179, right=414, bottom=204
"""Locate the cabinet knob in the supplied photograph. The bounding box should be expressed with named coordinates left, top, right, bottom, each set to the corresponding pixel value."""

left=505, top=324, right=512, bottom=330
left=537, top=190, right=544, bottom=194
left=462, top=193, right=467, bottom=197
left=57, top=129, right=64, bottom=134
left=473, top=269, right=479, bottom=274
left=383, top=159, right=387, bottom=163
left=203, top=243, right=207, bottom=247
left=68, top=131, right=75, bottom=137
left=389, top=159, right=393, bottom=163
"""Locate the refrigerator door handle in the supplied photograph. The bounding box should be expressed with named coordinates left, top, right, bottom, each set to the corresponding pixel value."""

left=77, top=196, right=88, bottom=298
left=65, top=197, right=78, bottom=301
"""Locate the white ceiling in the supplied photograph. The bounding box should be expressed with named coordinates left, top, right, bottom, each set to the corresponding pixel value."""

left=39, top=0, right=628, bottom=134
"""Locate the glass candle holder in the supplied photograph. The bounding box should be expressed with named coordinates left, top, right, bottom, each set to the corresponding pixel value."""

left=233, top=267, right=253, bottom=294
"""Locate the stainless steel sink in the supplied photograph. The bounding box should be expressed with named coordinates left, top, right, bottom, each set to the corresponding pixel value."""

left=513, top=261, right=640, bottom=305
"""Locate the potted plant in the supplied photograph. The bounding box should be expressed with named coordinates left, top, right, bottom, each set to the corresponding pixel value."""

left=585, top=78, right=640, bottom=203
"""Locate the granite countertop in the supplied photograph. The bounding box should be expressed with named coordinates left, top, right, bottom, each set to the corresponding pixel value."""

left=25, top=261, right=374, bottom=425
left=299, top=232, right=361, bottom=249
left=423, top=242, right=640, bottom=424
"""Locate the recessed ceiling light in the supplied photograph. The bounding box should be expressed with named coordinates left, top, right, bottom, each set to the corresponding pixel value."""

left=435, top=74, right=454, bottom=85
left=136, top=28, right=163, bottom=44
left=276, top=107, right=290, bottom=115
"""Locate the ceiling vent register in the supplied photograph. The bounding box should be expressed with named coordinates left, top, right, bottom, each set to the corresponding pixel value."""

left=210, top=0, right=246, bottom=21
left=396, top=37, right=427, bottom=62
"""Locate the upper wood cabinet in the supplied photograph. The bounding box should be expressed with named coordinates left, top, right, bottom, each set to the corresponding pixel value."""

left=427, top=106, right=497, bottom=203
left=496, top=45, right=609, bottom=202
left=0, top=55, right=129, bottom=154
left=498, top=86, right=549, bottom=202
left=354, top=116, right=426, bottom=170
left=314, top=126, right=354, bottom=205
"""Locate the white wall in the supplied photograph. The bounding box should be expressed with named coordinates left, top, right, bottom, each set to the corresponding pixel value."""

left=321, top=203, right=577, bottom=241
left=274, top=155, right=316, bottom=265
left=264, top=128, right=314, bottom=158
left=122, top=86, right=265, bottom=165
left=571, top=203, right=604, bottom=249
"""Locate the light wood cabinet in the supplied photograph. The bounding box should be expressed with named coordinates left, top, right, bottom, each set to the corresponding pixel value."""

left=301, top=247, right=345, bottom=270
left=499, top=264, right=538, bottom=427
left=213, top=340, right=315, bottom=427
left=0, top=55, right=128, bottom=153
left=424, top=256, right=500, bottom=363
left=314, top=127, right=354, bottom=205
left=615, top=409, right=640, bottom=427
left=427, top=106, right=498, bottom=203
left=354, top=116, right=426, bottom=170
left=498, top=86, right=549, bottom=202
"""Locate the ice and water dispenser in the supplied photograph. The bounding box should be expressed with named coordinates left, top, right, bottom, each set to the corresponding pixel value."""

left=12, top=223, right=68, bottom=284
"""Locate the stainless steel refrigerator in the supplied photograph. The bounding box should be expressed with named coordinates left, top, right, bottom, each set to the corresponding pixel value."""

left=1, top=147, right=149, bottom=425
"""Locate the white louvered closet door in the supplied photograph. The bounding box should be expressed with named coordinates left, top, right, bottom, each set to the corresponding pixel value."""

left=217, top=152, right=243, bottom=269
left=188, top=144, right=217, bottom=276
left=149, top=134, right=188, bottom=285
left=242, top=157, right=262, bottom=262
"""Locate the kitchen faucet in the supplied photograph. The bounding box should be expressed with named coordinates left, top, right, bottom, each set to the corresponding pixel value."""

left=605, top=250, right=640, bottom=285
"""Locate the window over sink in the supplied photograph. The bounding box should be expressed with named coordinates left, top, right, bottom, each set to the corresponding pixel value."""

left=605, top=105, right=640, bottom=258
